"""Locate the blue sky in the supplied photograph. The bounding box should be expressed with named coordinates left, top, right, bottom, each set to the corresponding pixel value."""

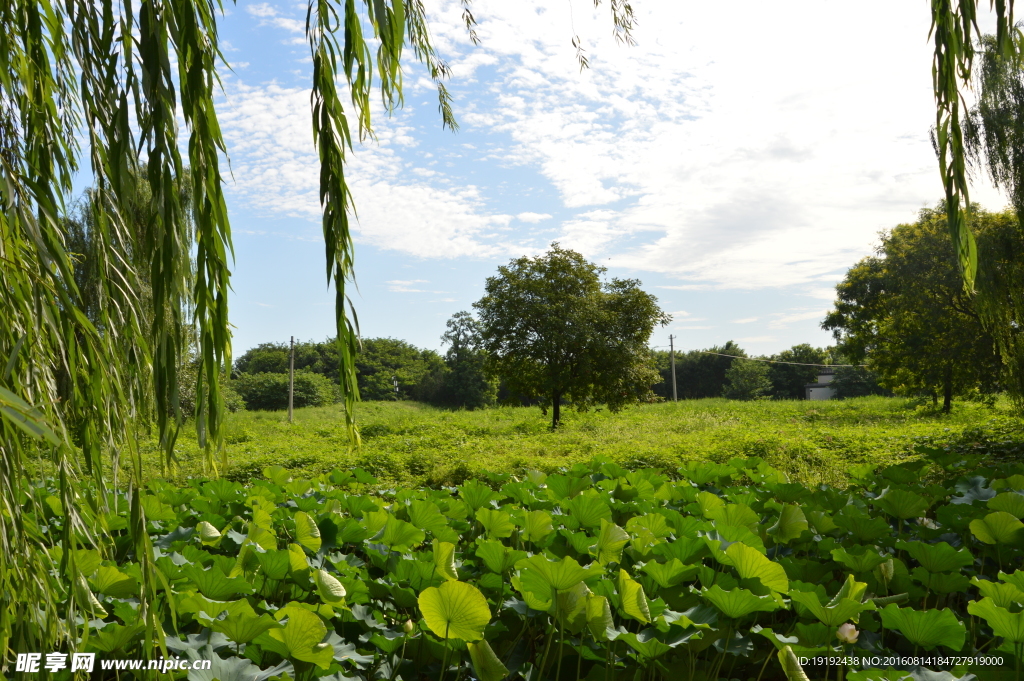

left=187, top=0, right=1007, bottom=358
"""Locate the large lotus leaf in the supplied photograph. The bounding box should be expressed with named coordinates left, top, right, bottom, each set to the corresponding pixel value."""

left=293, top=511, right=321, bottom=552
left=681, top=461, right=734, bottom=486
left=409, top=500, right=449, bottom=535
left=459, top=479, right=502, bottom=511
left=188, top=656, right=293, bottom=681
left=789, top=591, right=873, bottom=627
left=642, top=558, right=698, bottom=588
left=476, top=508, right=515, bottom=539
left=516, top=555, right=592, bottom=594
left=178, top=593, right=256, bottom=625
left=970, top=578, right=1024, bottom=609
left=545, top=473, right=591, bottom=500
left=314, top=569, right=347, bottom=603
left=418, top=580, right=490, bottom=641
left=381, top=516, right=426, bottom=550
left=871, top=488, right=931, bottom=520
left=196, top=520, right=223, bottom=546
left=700, top=585, right=781, bottom=619
left=751, top=625, right=828, bottom=658
left=725, top=542, right=788, bottom=593
left=969, top=512, right=1024, bottom=545
left=432, top=540, right=458, bottom=581
left=778, top=645, right=811, bottom=681
left=91, top=565, right=139, bottom=598
left=564, top=492, right=612, bottom=528
left=878, top=605, right=966, bottom=651
left=586, top=594, right=616, bottom=640
left=337, top=518, right=369, bottom=544
left=834, top=512, right=892, bottom=543
left=618, top=628, right=692, bottom=659
left=267, top=606, right=334, bottom=668
left=210, top=611, right=283, bottom=644
left=768, top=505, right=808, bottom=544
left=245, top=524, right=278, bottom=551
left=653, top=535, right=708, bottom=564
left=467, top=639, right=510, bottom=681
left=475, top=540, right=526, bottom=574
left=626, top=513, right=672, bottom=539
left=617, top=569, right=651, bottom=623
left=987, top=492, right=1024, bottom=519
left=256, top=548, right=292, bottom=581
left=829, top=574, right=869, bottom=606
left=556, top=581, right=591, bottom=632
left=807, top=510, right=839, bottom=535
left=91, top=622, right=144, bottom=653
left=951, top=476, right=996, bottom=505
left=522, top=510, right=554, bottom=543
left=1000, top=570, right=1024, bottom=591
left=695, top=491, right=726, bottom=518
left=897, top=541, right=973, bottom=573
left=910, top=568, right=970, bottom=595
left=993, top=473, right=1024, bottom=490
left=595, top=519, right=630, bottom=565
left=831, top=546, right=889, bottom=573
left=181, top=564, right=255, bottom=600
left=706, top=503, right=760, bottom=531
left=701, top=525, right=766, bottom=564
left=967, top=597, right=1024, bottom=642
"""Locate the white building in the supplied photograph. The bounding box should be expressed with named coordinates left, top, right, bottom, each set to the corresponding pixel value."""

left=805, top=367, right=836, bottom=400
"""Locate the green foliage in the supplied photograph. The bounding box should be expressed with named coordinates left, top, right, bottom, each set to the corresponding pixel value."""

left=653, top=341, right=748, bottom=399
left=723, top=358, right=773, bottom=401
left=476, top=243, right=669, bottom=428
left=768, top=344, right=829, bottom=399
left=231, top=372, right=338, bottom=411
left=824, top=204, right=1009, bottom=411
left=434, top=312, right=496, bottom=410
left=831, top=364, right=889, bottom=399
left=28, top=451, right=1024, bottom=681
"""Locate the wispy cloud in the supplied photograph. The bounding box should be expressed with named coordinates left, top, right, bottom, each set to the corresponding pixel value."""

left=732, top=317, right=759, bottom=324
left=768, top=309, right=828, bottom=329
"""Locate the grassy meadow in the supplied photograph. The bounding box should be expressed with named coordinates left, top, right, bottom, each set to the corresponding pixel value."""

left=144, top=396, right=1024, bottom=488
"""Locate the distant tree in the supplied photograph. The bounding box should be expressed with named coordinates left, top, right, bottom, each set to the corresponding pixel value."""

left=723, top=359, right=773, bottom=401
left=823, top=204, right=1005, bottom=411
left=474, top=244, right=669, bottom=428
left=665, top=341, right=748, bottom=399
left=355, top=338, right=446, bottom=401
left=436, top=312, right=496, bottom=409
left=831, top=365, right=889, bottom=399
left=767, top=344, right=829, bottom=399
left=234, top=340, right=339, bottom=380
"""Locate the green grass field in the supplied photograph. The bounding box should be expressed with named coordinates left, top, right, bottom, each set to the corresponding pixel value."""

left=149, top=396, right=1024, bottom=488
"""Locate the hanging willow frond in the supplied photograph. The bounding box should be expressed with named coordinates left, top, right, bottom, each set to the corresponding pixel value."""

left=930, top=0, right=1018, bottom=291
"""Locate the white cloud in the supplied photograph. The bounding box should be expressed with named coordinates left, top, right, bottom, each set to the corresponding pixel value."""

left=767, top=309, right=829, bottom=329
left=516, top=212, right=552, bottom=223
left=732, top=317, right=759, bottom=324
left=246, top=3, right=277, bottom=17
left=216, top=82, right=521, bottom=259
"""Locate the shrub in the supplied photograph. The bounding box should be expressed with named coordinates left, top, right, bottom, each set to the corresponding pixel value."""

left=230, top=371, right=338, bottom=410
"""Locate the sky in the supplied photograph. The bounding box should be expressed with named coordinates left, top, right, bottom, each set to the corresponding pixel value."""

left=180, top=0, right=1009, bottom=358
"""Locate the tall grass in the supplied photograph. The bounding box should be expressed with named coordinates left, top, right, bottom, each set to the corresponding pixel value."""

left=123, top=396, right=1024, bottom=488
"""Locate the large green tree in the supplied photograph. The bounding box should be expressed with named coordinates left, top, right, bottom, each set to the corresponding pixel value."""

left=822, top=205, right=1009, bottom=411
left=474, top=244, right=668, bottom=428
left=653, top=341, right=748, bottom=400
left=436, top=311, right=496, bottom=410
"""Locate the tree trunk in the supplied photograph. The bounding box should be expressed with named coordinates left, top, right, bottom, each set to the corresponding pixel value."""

left=552, top=391, right=561, bottom=429
left=942, top=366, right=953, bottom=414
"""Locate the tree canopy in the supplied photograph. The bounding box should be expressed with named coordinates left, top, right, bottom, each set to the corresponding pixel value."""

left=474, top=244, right=668, bottom=428
left=822, top=204, right=1011, bottom=411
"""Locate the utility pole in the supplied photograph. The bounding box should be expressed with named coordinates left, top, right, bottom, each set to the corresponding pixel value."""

left=288, top=336, right=295, bottom=423
left=669, top=334, right=678, bottom=402
left=393, top=375, right=399, bottom=400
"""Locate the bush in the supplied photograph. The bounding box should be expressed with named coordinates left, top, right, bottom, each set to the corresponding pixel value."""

left=723, top=358, right=772, bottom=400
left=230, top=371, right=338, bottom=411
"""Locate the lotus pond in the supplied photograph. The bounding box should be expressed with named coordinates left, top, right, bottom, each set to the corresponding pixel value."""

left=30, top=449, right=1024, bottom=681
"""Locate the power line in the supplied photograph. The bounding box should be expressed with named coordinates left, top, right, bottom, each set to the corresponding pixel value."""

left=650, top=347, right=866, bottom=367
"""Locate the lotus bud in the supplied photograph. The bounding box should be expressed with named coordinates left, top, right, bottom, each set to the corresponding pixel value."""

left=403, top=619, right=415, bottom=634
left=836, top=623, right=859, bottom=644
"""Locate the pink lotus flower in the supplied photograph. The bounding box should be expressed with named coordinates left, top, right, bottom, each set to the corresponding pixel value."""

left=836, top=623, right=859, bottom=644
